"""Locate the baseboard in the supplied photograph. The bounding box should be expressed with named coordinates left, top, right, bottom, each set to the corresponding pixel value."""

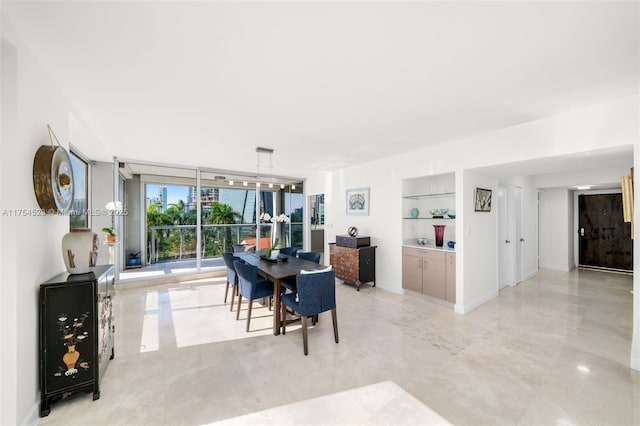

left=456, top=290, right=499, bottom=314
left=631, top=356, right=640, bottom=372
left=21, top=399, right=39, bottom=426
left=403, top=289, right=454, bottom=310
left=522, top=270, right=537, bottom=281
left=539, top=265, right=572, bottom=272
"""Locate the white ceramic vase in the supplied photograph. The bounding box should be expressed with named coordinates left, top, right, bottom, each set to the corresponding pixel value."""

left=62, top=228, right=99, bottom=274
left=269, top=249, right=280, bottom=260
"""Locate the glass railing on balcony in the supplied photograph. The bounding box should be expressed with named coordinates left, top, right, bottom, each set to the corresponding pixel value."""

left=147, top=223, right=303, bottom=264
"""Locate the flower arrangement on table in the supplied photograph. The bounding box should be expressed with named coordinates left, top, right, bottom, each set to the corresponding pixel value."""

left=260, top=213, right=290, bottom=259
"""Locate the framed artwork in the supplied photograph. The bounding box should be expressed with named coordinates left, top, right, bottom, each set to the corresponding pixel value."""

left=474, top=187, right=492, bottom=212
left=346, top=187, right=370, bottom=216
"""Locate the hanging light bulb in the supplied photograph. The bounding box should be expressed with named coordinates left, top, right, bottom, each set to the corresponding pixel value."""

left=280, top=184, right=285, bottom=189
left=291, top=184, right=296, bottom=190
left=243, top=181, right=248, bottom=187
left=229, top=180, right=234, bottom=186
left=269, top=183, right=273, bottom=188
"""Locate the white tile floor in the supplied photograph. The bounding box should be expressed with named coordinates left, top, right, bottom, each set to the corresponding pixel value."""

left=38, top=268, right=638, bottom=425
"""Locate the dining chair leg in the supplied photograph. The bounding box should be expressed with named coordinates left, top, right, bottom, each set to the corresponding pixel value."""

left=301, top=315, right=309, bottom=356
left=281, top=301, right=286, bottom=335
left=236, top=295, right=242, bottom=320
left=246, top=300, right=253, bottom=332
left=331, top=308, right=339, bottom=344
left=230, top=285, right=237, bottom=312
left=223, top=280, right=230, bottom=303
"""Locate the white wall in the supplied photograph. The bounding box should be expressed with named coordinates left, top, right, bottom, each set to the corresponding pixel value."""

left=459, top=170, right=499, bottom=312
left=2, top=27, right=72, bottom=425
left=307, top=95, right=639, bottom=316
left=0, top=23, right=107, bottom=425
left=534, top=165, right=632, bottom=189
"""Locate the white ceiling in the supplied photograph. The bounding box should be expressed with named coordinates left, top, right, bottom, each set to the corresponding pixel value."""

left=3, top=1, right=638, bottom=179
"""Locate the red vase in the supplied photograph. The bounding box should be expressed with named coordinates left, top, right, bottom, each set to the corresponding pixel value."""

left=433, top=225, right=446, bottom=247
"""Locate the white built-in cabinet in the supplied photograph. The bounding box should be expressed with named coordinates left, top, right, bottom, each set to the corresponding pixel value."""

left=402, top=172, right=457, bottom=306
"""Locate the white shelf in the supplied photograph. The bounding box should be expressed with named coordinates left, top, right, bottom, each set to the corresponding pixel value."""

left=403, top=192, right=455, bottom=200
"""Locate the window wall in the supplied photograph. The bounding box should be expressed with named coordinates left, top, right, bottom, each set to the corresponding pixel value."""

left=142, top=180, right=301, bottom=264
left=69, top=150, right=89, bottom=229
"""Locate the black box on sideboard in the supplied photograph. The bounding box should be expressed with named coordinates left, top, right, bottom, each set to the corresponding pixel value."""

left=336, top=235, right=370, bottom=248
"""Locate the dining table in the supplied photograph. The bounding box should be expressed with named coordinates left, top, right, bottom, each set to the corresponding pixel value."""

left=234, top=251, right=327, bottom=335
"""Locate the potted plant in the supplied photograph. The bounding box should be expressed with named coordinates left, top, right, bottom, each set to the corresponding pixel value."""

left=101, top=227, right=116, bottom=242
left=265, top=237, right=280, bottom=260
left=127, top=251, right=141, bottom=267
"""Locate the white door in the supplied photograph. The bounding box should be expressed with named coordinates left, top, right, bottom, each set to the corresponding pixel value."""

left=499, top=185, right=524, bottom=288
left=498, top=186, right=512, bottom=288
left=513, top=186, right=524, bottom=284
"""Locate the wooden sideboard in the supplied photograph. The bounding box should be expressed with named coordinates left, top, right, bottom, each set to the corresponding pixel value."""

left=329, top=242, right=376, bottom=291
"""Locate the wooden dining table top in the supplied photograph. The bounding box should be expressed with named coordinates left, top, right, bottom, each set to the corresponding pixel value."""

left=233, top=251, right=327, bottom=335
left=234, top=251, right=326, bottom=280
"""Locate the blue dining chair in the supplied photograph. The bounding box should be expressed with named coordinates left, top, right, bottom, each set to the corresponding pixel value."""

left=234, top=259, right=275, bottom=332
left=281, top=251, right=321, bottom=294
left=222, top=253, right=240, bottom=312
left=297, top=251, right=321, bottom=263
left=279, top=247, right=298, bottom=257
left=281, top=268, right=338, bottom=355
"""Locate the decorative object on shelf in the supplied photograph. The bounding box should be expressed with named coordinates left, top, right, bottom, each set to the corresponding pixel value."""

left=447, top=241, right=456, bottom=249
left=61, top=228, right=99, bottom=274
left=417, top=237, right=427, bottom=246
left=410, top=208, right=420, bottom=218
left=101, top=227, right=116, bottom=243
left=348, top=226, right=359, bottom=237
left=474, top=188, right=492, bottom=212
left=433, top=225, right=446, bottom=247
left=336, top=234, right=370, bottom=248
left=448, top=213, right=456, bottom=219
left=346, top=187, right=370, bottom=216
left=429, top=208, right=448, bottom=218
left=33, top=125, right=75, bottom=214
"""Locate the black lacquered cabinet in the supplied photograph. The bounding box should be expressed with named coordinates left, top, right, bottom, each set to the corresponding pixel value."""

left=39, top=265, right=114, bottom=417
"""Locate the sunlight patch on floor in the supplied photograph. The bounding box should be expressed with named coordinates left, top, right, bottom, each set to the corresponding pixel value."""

left=207, top=381, right=452, bottom=426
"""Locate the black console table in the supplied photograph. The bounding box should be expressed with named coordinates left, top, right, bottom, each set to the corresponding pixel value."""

left=39, top=265, right=115, bottom=417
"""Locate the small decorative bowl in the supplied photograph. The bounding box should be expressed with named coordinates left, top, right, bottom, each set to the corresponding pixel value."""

left=448, top=213, right=456, bottom=219
left=447, top=241, right=456, bottom=249
left=417, top=238, right=427, bottom=246
left=429, top=208, right=448, bottom=218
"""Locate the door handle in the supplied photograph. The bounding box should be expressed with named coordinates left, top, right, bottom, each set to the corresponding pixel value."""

left=520, top=238, right=525, bottom=242
left=579, top=228, right=585, bottom=237
left=505, top=240, right=511, bottom=243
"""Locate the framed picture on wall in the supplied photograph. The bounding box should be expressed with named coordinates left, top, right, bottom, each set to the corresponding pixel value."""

left=346, top=187, right=370, bottom=216
left=474, top=187, right=492, bottom=212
